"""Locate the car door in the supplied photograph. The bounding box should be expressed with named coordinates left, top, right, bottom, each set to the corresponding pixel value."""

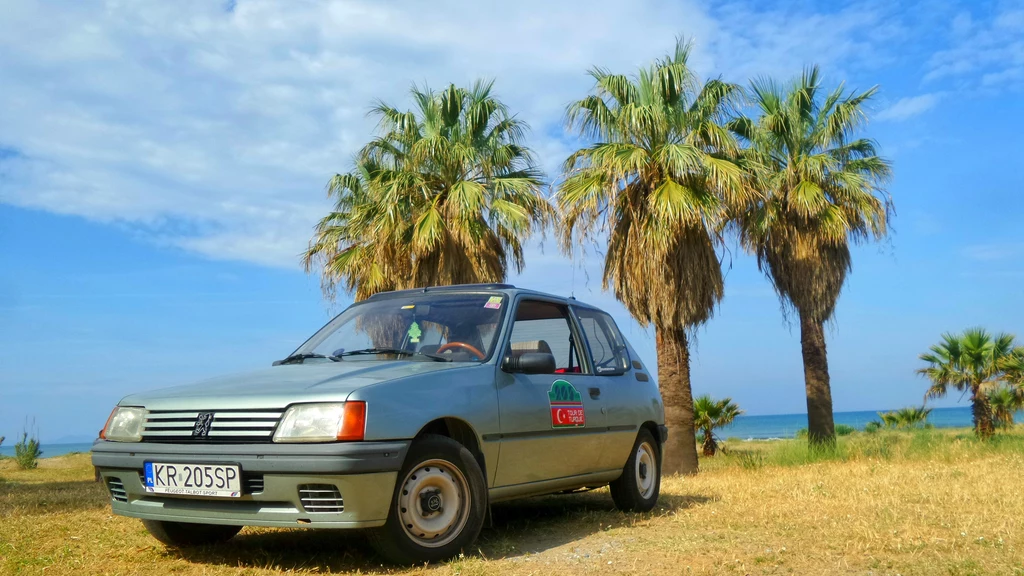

left=493, top=298, right=607, bottom=487
left=571, top=306, right=639, bottom=472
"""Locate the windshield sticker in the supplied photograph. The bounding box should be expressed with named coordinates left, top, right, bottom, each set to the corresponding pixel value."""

left=407, top=321, right=422, bottom=343
left=549, top=379, right=586, bottom=428
left=484, top=296, right=502, bottom=309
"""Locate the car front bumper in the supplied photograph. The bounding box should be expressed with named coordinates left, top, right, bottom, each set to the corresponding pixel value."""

left=91, top=439, right=409, bottom=529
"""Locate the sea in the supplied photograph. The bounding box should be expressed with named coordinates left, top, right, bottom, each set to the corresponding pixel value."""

left=0, top=442, right=96, bottom=459
left=0, top=406, right=985, bottom=459
left=720, top=405, right=978, bottom=440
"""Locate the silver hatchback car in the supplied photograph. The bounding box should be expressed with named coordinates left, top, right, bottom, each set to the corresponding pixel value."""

left=92, top=284, right=667, bottom=564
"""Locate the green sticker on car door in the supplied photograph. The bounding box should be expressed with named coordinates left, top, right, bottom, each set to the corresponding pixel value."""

left=549, top=379, right=585, bottom=428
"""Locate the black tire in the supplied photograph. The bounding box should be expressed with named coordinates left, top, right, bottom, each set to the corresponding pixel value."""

left=142, top=519, right=242, bottom=547
left=367, top=434, right=487, bottom=564
left=610, top=428, right=661, bottom=512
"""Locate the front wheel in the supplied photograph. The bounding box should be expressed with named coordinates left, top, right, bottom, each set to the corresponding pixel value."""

left=610, top=428, right=661, bottom=512
left=367, top=434, right=487, bottom=564
left=142, top=519, right=241, bottom=547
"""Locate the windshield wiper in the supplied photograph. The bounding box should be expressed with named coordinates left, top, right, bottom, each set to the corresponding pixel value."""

left=339, top=348, right=452, bottom=362
left=274, top=353, right=342, bottom=365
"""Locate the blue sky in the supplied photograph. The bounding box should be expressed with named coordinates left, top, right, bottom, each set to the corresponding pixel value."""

left=1, top=0, right=1023, bottom=443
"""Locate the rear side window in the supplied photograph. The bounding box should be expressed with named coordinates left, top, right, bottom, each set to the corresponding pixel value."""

left=574, top=308, right=630, bottom=375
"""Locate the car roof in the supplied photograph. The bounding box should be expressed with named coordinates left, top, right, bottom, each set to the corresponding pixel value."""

left=365, top=283, right=603, bottom=311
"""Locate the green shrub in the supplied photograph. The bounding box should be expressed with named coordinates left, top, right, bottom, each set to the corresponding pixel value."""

left=835, top=424, right=856, bottom=436
left=794, top=425, right=853, bottom=438
left=768, top=439, right=848, bottom=466
left=14, top=432, right=42, bottom=470
left=859, top=432, right=901, bottom=459
left=737, top=451, right=766, bottom=470
left=864, top=421, right=882, bottom=434
left=879, top=406, right=932, bottom=429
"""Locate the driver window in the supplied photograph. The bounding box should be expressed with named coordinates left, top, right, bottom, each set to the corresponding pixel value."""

left=507, top=300, right=584, bottom=374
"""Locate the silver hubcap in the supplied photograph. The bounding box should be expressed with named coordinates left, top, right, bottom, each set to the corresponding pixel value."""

left=635, top=442, right=657, bottom=499
left=398, top=459, right=470, bottom=548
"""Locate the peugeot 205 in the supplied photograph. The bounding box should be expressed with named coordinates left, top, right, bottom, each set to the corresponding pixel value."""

left=92, top=284, right=667, bottom=564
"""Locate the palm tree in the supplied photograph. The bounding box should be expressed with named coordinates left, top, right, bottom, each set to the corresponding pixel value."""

left=731, top=67, right=892, bottom=446
left=877, top=406, right=932, bottom=429
left=304, top=80, right=554, bottom=300
left=693, top=395, right=743, bottom=456
left=988, top=386, right=1023, bottom=429
left=918, top=328, right=1024, bottom=439
left=994, top=353, right=1024, bottom=428
left=304, top=163, right=408, bottom=301
left=557, top=39, right=750, bottom=474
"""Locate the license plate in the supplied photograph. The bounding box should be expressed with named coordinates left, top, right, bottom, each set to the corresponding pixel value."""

left=143, top=462, right=242, bottom=498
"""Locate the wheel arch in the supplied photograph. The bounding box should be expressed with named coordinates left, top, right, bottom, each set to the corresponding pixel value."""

left=414, top=417, right=486, bottom=482
left=639, top=421, right=663, bottom=453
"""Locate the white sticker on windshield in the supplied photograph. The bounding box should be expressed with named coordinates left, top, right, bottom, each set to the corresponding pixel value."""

left=484, top=296, right=502, bottom=310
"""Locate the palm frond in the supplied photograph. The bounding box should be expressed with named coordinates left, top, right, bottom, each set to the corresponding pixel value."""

left=557, top=42, right=741, bottom=329
left=305, top=81, right=551, bottom=300
left=733, top=66, right=891, bottom=323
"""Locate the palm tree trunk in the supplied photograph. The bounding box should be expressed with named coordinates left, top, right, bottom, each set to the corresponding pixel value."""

left=971, top=388, right=995, bottom=440
left=799, top=312, right=836, bottom=446
left=702, top=428, right=717, bottom=457
left=656, top=326, right=699, bottom=475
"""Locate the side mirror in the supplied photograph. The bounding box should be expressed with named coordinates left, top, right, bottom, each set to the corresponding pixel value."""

left=502, top=352, right=556, bottom=374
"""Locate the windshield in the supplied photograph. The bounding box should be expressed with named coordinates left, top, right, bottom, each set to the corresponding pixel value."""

left=295, top=292, right=508, bottom=363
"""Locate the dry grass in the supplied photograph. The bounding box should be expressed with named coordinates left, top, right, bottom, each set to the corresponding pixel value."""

left=2, top=431, right=1023, bottom=575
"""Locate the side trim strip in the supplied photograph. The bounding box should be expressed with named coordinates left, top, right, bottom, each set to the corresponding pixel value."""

left=482, top=424, right=637, bottom=442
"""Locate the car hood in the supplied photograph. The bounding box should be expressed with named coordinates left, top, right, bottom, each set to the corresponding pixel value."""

left=120, top=360, right=474, bottom=411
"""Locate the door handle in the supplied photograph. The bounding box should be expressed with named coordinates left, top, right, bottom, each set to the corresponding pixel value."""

left=589, top=387, right=601, bottom=399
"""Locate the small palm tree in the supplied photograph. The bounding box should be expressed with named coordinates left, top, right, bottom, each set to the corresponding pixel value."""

left=918, top=328, right=1024, bottom=439
left=305, top=81, right=554, bottom=300
left=557, top=39, right=750, bottom=474
left=731, top=67, right=893, bottom=446
left=693, top=395, right=743, bottom=456
left=878, top=406, right=932, bottom=429
left=988, top=386, right=1023, bottom=429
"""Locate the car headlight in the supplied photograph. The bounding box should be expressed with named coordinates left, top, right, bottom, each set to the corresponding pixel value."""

left=273, top=402, right=366, bottom=443
left=101, top=407, right=146, bottom=442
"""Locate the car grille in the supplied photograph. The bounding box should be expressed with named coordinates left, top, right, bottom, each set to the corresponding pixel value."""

left=106, top=478, right=128, bottom=503
left=141, top=409, right=282, bottom=443
left=298, top=484, right=344, bottom=513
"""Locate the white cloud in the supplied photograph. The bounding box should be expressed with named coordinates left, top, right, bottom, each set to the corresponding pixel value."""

left=960, top=243, right=1024, bottom=262
left=0, top=0, right=912, bottom=268
left=876, top=93, right=941, bottom=121
left=925, top=6, right=1024, bottom=90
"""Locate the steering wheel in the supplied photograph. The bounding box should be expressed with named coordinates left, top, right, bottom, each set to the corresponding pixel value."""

left=436, top=341, right=485, bottom=360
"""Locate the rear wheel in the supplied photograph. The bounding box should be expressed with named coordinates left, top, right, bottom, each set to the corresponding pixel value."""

left=142, top=519, right=241, bottom=547
left=610, top=428, right=661, bottom=512
left=368, top=434, right=487, bottom=564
